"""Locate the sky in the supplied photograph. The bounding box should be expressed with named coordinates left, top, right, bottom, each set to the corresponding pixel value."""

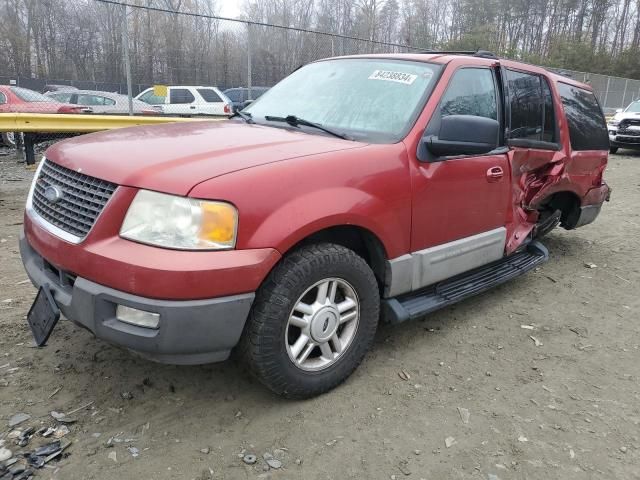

left=218, top=0, right=243, bottom=19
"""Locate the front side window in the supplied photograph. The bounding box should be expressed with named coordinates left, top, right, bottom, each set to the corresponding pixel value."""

left=197, top=89, right=222, bottom=103
left=245, top=59, right=442, bottom=143
left=558, top=83, right=608, bottom=151
left=139, top=90, right=166, bottom=105
left=170, top=88, right=195, bottom=104
left=440, top=68, right=497, bottom=119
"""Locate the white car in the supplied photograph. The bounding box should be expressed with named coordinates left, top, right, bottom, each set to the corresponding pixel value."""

left=136, top=86, right=232, bottom=116
left=607, top=100, right=640, bottom=153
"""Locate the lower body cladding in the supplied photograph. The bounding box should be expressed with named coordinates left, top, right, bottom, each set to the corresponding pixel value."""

left=20, top=233, right=254, bottom=365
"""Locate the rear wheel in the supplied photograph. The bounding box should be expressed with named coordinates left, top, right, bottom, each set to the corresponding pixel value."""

left=610, top=147, right=619, bottom=154
left=240, top=243, right=379, bottom=398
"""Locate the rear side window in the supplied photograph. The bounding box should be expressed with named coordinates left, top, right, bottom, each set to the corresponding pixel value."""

left=440, top=68, right=497, bottom=119
left=558, top=83, right=609, bottom=151
left=169, top=88, right=195, bottom=104
left=506, top=70, right=557, bottom=144
left=0, top=92, right=5, bottom=104
left=197, top=89, right=222, bottom=103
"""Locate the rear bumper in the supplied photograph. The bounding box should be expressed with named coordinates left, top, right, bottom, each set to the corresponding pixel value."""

left=572, top=183, right=611, bottom=229
left=20, top=231, right=254, bottom=364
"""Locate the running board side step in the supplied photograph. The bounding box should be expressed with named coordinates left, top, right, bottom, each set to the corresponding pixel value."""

left=381, top=241, right=549, bottom=324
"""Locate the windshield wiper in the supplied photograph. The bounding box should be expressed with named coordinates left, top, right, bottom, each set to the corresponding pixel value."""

left=230, top=110, right=254, bottom=123
left=264, top=115, right=351, bottom=140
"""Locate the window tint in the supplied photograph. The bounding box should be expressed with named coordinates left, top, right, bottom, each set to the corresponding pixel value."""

left=558, top=83, right=609, bottom=151
left=139, top=90, right=165, bottom=105
left=507, top=70, right=543, bottom=140
left=170, top=88, right=195, bottom=104
left=197, top=89, right=222, bottom=103
left=506, top=71, right=558, bottom=144
left=440, top=68, right=497, bottom=119
left=541, top=79, right=556, bottom=142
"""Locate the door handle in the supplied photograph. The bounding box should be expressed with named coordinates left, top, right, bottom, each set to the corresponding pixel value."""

left=189, top=105, right=196, bottom=109
left=486, top=166, right=504, bottom=182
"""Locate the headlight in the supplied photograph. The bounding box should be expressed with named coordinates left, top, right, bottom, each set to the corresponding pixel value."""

left=120, top=190, right=238, bottom=250
left=608, top=121, right=619, bottom=127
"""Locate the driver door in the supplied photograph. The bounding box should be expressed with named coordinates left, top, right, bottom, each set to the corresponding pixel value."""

left=409, top=66, right=511, bottom=288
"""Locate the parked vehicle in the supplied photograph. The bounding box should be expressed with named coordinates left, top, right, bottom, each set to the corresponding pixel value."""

left=45, top=90, right=159, bottom=115
left=136, top=86, right=232, bottom=116
left=42, top=84, right=78, bottom=93
left=20, top=52, right=610, bottom=398
left=223, top=86, right=270, bottom=112
left=0, top=86, right=87, bottom=147
left=607, top=99, right=640, bottom=153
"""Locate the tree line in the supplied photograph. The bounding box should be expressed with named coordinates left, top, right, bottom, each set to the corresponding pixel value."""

left=1, top=0, right=639, bottom=91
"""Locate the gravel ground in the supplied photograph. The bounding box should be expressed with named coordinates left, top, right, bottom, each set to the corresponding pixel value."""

left=0, top=149, right=639, bottom=480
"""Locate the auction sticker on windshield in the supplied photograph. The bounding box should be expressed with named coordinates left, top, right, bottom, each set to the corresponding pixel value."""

left=369, top=70, right=418, bottom=85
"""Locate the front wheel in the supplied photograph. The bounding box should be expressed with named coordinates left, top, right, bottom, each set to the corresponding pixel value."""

left=239, top=243, right=380, bottom=398
left=610, top=147, right=619, bottom=154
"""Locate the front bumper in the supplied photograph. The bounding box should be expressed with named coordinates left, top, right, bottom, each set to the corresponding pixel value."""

left=609, top=131, right=640, bottom=150
left=20, top=232, right=254, bottom=364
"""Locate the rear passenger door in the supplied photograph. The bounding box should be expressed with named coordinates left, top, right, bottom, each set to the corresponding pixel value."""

left=502, top=68, right=565, bottom=252
left=167, top=87, right=196, bottom=115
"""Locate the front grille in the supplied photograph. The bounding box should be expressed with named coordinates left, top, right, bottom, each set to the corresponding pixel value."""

left=619, top=119, right=640, bottom=128
left=32, top=159, right=117, bottom=238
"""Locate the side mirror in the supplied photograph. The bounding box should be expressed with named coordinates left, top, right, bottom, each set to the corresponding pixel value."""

left=242, top=99, right=254, bottom=109
left=615, top=108, right=623, bottom=114
left=424, top=115, right=499, bottom=157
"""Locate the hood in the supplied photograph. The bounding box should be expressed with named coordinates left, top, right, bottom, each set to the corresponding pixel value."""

left=45, top=120, right=366, bottom=195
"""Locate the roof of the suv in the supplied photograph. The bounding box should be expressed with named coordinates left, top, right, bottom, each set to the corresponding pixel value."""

left=328, top=53, right=593, bottom=91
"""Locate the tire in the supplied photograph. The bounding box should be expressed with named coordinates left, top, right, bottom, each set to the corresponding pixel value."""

left=1, top=132, right=16, bottom=148
left=239, top=243, right=380, bottom=398
left=610, top=147, right=618, bottom=154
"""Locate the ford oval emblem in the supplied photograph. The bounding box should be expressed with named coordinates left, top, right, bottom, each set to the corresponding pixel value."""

left=43, top=185, right=64, bottom=204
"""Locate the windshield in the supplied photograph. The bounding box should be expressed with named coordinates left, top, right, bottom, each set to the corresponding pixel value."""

left=10, top=86, right=55, bottom=103
left=625, top=101, right=640, bottom=113
left=245, top=59, right=441, bottom=143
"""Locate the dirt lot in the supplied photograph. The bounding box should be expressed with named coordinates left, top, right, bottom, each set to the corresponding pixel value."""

left=0, top=149, right=639, bottom=480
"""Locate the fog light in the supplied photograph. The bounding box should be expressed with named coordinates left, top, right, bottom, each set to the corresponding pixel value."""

left=116, top=305, right=160, bottom=329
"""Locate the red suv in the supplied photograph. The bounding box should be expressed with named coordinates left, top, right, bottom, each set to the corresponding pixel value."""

left=20, top=52, right=610, bottom=398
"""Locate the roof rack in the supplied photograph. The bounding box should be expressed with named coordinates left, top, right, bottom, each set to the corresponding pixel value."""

left=421, top=49, right=499, bottom=60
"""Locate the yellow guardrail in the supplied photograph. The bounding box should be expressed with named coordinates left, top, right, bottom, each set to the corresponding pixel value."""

left=0, top=113, right=223, bottom=133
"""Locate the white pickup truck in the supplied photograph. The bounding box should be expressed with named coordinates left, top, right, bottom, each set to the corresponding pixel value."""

left=608, top=99, right=640, bottom=153
left=136, top=86, right=232, bottom=116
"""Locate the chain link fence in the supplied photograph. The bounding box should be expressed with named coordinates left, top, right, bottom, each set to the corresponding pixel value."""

left=551, top=69, right=640, bottom=114
left=1, top=0, right=639, bottom=158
